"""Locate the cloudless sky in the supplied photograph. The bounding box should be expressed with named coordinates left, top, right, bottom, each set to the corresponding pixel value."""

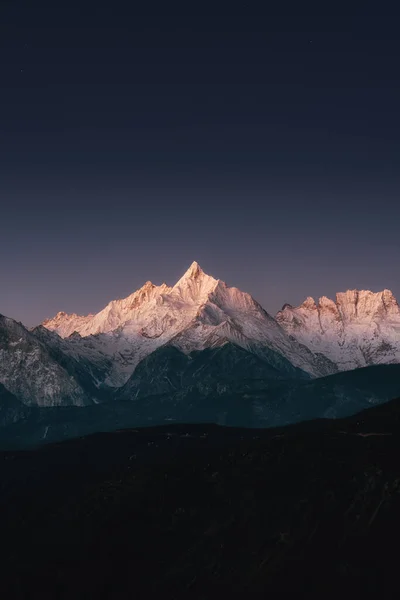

left=1, top=6, right=400, bottom=326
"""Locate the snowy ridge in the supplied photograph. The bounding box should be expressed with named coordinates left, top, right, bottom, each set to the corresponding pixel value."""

left=42, top=262, right=335, bottom=385
left=42, top=311, right=94, bottom=338
left=276, top=289, right=400, bottom=371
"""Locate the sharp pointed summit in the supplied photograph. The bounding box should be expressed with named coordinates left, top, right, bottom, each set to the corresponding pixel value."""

left=175, top=261, right=209, bottom=283
left=172, top=261, right=218, bottom=304
left=186, top=261, right=203, bottom=278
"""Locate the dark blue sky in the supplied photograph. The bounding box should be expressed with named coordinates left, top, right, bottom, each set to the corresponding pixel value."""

left=1, top=7, right=400, bottom=326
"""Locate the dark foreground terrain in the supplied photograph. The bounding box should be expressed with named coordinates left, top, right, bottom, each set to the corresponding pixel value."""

left=3, top=399, right=400, bottom=599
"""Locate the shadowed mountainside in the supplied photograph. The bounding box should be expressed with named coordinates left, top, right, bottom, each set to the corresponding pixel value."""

left=2, top=362, right=400, bottom=450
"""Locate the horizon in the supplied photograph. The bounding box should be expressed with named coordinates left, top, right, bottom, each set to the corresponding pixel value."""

left=7, top=259, right=400, bottom=329
left=2, top=9, right=400, bottom=327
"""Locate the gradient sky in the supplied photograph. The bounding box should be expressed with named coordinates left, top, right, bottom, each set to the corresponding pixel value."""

left=1, top=7, right=400, bottom=327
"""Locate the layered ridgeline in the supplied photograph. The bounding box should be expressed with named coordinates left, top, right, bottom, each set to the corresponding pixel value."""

left=276, top=289, right=400, bottom=371
left=2, top=262, right=400, bottom=428
left=40, top=262, right=335, bottom=389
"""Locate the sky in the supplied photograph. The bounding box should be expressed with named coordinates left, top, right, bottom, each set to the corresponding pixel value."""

left=1, top=6, right=400, bottom=327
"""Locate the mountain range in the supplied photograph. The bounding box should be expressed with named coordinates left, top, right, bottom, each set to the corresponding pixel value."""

left=40, top=261, right=335, bottom=387
left=2, top=261, right=400, bottom=444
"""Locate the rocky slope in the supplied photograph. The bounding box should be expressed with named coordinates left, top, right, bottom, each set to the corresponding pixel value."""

left=0, top=315, right=95, bottom=407
left=32, top=325, right=113, bottom=396
left=276, top=289, right=400, bottom=371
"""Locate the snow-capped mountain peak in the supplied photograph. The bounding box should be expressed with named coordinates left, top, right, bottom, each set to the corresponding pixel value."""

left=276, top=288, right=400, bottom=371
left=171, top=261, right=219, bottom=304
left=41, top=262, right=336, bottom=386
left=180, top=260, right=203, bottom=279
left=301, top=297, right=318, bottom=310
left=335, top=289, right=400, bottom=320
left=43, top=262, right=217, bottom=338
left=42, top=311, right=94, bottom=338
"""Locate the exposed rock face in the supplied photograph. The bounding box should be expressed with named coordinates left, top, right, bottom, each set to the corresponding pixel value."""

left=0, top=315, right=94, bottom=407
left=276, top=289, right=400, bottom=371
